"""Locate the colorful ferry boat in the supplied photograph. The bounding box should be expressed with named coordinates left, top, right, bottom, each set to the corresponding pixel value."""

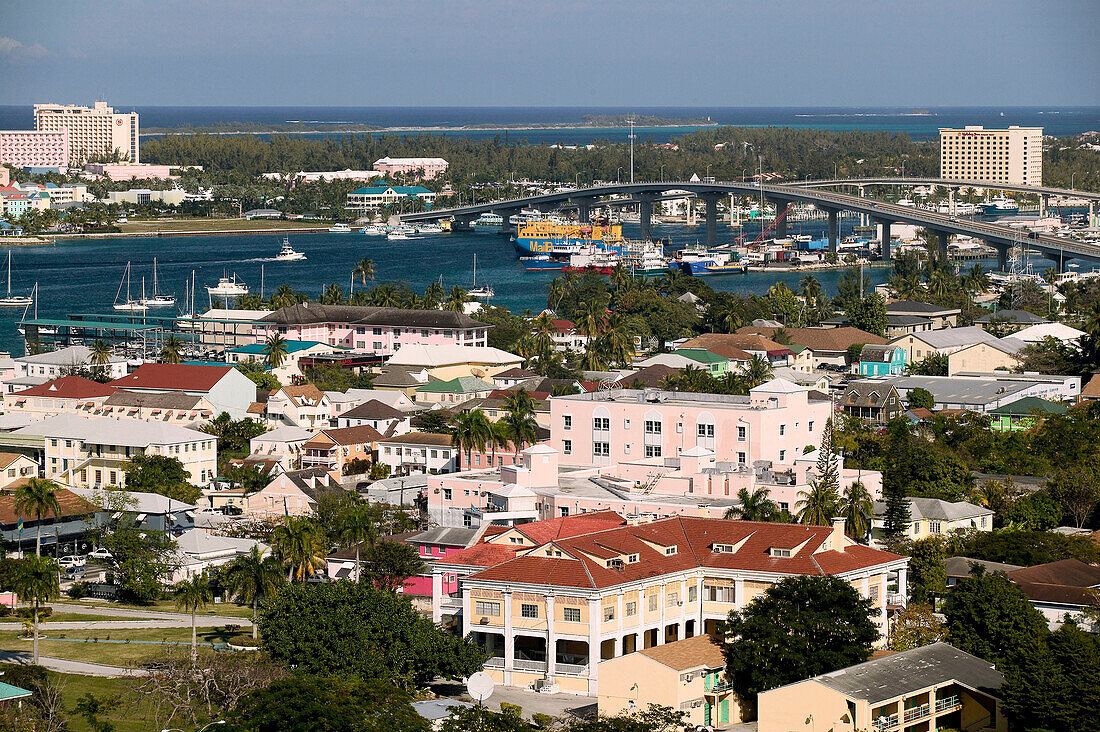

left=513, top=221, right=628, bottom=255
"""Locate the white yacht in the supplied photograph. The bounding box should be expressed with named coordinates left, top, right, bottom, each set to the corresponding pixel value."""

left=0, top=251, right=33, bottom=307
left=206, top=273, right=249, bottom=297
left=113, top=262, right=149, bottom=312
left=387, top=229, right=410, bottom=241
left=361, top=224, right=386, bottom=236
left=141, top=258, right=176, bottom=307
left=275, top=237, right=306, bottom=261
left=414, top=222, right=444, bottom=234
left=328, top=223, right=352, bottom=233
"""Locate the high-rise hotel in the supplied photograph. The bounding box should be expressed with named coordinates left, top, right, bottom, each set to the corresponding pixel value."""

left=33, top=101, right=139, bottom=166
left=939, top=125, right=1042, bottom=186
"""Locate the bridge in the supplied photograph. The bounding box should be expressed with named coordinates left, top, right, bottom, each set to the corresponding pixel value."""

left=400, top=180, right=1099, bottom=270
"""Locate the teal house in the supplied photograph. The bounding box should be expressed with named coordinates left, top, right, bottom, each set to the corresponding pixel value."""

left=858, top=344, right=907, bottom=376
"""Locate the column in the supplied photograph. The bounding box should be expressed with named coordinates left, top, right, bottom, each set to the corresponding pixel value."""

left=897, top=567, right=908, bottom=606
left=577, top=201, right=591, bottom=224
left=432, top=572, right=444, bottom=623
left=772, top=199, right=788, bottom=238
left=546, top=595, right=556, bottom=679
left=949, top=187, right=956, bottom=217
left=498, top=210, right=517, bottom=235
left=734, top=579, right=745, bottom=609
left=587, top=597, right=601, bottom=694
left=994, top=242, right=1009, bottom=272
left=657, top=584, right=667, bottom=645
left=880, top=220, right=892, bottom=260
left=858, top=186, right=867, bottom=226
left=1040, top=194, right=1048, bottom=217
left=462, top=590, right=473, bottom=637
left=827, top=209, right=839, bottom=253
left=503, top=591, right=514, bottom=682
left=639, top=195, right=655, bottom=241
left=703, top=193, right=720, bottom=247
left=937, top=230, right=949, bottom=259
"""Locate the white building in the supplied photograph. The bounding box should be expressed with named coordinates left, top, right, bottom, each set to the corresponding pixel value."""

left=34, top=101, right=139, bottom=165
left=939, top=126, right=1042, bottom=186
left=377, top=433, right=459, bottom=475
left=170, top=529, right=269, bottom=582
left=6, top=346, right=128, bottom=394
left=245, top=426, right=314, bottom=470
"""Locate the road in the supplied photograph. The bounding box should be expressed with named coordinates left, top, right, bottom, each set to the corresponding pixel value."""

left=0, top=650, right=148, bottom=678
left=0, top=602, right=253, bottom=630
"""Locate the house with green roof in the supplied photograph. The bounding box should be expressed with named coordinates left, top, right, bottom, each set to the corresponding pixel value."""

left=414, top=376, right=495, bottom=406
left=636, top=348, right=733, bottom=376
left=0, top=681, right=31, bottom=703
left=988, top=397, right=1067, bottom=432
left=227, top=340, right=344, bottom=379
left=346, top=183, right=436, bottom=211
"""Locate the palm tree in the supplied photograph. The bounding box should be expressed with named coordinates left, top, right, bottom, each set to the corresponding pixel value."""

left=270, top=284, right=299, bottom=310
left=444, top=286, right=469, bottom=313
left=798, top=274, right=823, bottom=304
left=532, top=313, right=556, bottom=360
left=796, top=480, right=841, bottom=526
left=13, top=555, right=59, bottom=664
left=422, top=281, right=445, bottom=308
left=353, top=258, right=376, bottom=287
left=173, top=572, right=213, bottom=660
left=339, top=503, right=378, bottom=583
left=927, top=268, right=955, bottom=299
left=225, top=546, right=285, bottom=640
left=452, top=409, right=492, bottom=468
left=263, top=333, right=289, bottom=369
left=502, top=390, right=539, bottom=457
left=271, top=516, right=326, bottom=582
left=546, top=278, right=565, bottom=311
left=14, top=478, right=61, bottom=556
left=90, top=339, right=113, bottom=366
left=159, top=335, right=184, bottom=364
left=576, top=295, right=609, bottom=341
left=840, top=480, right=874, bottom=541
left=742, top=355, right=773, bottom=389
left=320, top=283, right=346, bottom=305
left=961, top=264, right=990, bottom=295
left=723, top=486, right=777, bottom=521
left=600, top=313, right=635, bottom=369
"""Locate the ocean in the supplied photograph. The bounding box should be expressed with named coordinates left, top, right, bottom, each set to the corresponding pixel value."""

left=1, top=106, right=1098, bottom=144
left=0, top=215, right=1060, bottom=357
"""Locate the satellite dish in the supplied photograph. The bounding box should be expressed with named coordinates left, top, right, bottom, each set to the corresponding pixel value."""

left=467, top=671, right=495, bottom=703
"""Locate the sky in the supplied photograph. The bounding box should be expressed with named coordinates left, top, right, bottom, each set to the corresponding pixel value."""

left=1, top=0, right=1098, bottom=107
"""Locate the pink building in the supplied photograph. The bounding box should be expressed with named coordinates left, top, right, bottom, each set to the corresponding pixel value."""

left=83, top=163, right=173, bottom=181
left=0, top=131, right=69, bottom=170
left=549, top=379, right=831, bottom=468
left=372, top=156, right=449, bottom=180
left=254, top=303, right=490, bottom=356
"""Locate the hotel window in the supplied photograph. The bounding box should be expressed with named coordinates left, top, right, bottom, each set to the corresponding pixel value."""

left=664, top=545, right=678, bottom=556
left=648, top=595, right=658, bottom=611
left=603, top=606, right=615, bottom=621
left=779, top=450, right=786, bottom=462
left=520, top=604, right=538, bottom=619
left=475, top=601, right=500, bottom=616
left=736, top=426, right=746, bottom=441
left=688, top=585, right=697, bottom=602
left=666, top=592, right=679, bottom=607
left=644, top=445, right=662, bottom=458
left=373, top=327, right=382, bottom=335
left=563, top=607, right=581, bottom=623
left=737, top=451, right=746, bottom=465
left=808, top=420, right=815, bottom=432
left=563, top=415, right=571, bottom=430
left=697, top=424, right=714, bottom=439
left=373, top=342, right=382, bottom=350
left=563, top=440, right=572, bottom=455
left=778, top=425, right=785, bottom=436
left=625, top=601, right=637, bottom=616
left=705, top=585, right=736, bottom=603
left=443, top=489, right=452, bottom=500
left=593, top=442, right=610, bottom=457
left=644, top=420, right=661, bottom=434
left=430, top=450, right=437, bottom=458
left=593, top=416, right=609, bottom=431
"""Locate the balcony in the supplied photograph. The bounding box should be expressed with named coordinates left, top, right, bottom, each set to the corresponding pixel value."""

left=902, top=703, right=931, bottom=724
left=483, top=657, right=505, bottom=669
left=554, top=662, right=589, bottom=676
left=935, top=695, right=961, bottom=713
left=513, top=659, right=547, bottom=673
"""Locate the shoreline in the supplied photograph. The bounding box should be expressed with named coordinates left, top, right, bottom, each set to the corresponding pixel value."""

left=141, top=122, right=719, bottom=137
left=45, top=226, right=331, bottom=241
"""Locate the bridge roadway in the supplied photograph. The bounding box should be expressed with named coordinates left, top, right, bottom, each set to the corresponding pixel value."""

left=786, top=177, right=1100, bottom=203
left=399, top=180, right=1100, bottom=269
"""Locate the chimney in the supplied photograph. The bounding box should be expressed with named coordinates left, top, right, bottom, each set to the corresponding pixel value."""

left=831, top=517, right=846, bottom=545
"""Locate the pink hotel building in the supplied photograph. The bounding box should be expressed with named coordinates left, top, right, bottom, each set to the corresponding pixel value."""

left=252, top=303, right=490, bottom=356
left=372, top=156, right=449, bottom=180
left=0, top=131, right=70, bottom=170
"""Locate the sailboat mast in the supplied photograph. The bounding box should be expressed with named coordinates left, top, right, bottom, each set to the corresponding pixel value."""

left=7, top=251, right=11, bottom=296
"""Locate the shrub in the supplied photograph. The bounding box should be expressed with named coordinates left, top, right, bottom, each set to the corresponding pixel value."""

left=15, top=606, right=51, bottom=619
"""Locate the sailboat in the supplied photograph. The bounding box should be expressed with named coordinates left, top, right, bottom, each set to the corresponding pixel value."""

left=467, top=254, right=494, bottom=300
left=0, top=251, right=33, bottom=307
left=113, top=262, right=148, bottom=312
left=141, top=258, right=176, bottom=307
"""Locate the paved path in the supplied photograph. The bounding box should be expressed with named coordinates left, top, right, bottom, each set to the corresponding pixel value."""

left=1, top=620, right=242, bottom=630
left=0, top=650, right=147, bottom=678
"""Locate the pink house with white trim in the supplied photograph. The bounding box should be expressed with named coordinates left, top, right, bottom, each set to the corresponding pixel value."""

left=372, top=157, right=449, bottom=180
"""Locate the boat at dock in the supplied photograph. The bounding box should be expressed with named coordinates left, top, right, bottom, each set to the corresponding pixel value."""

left=669, top=246, right=745, bottom=275
left=514, top=221, right=628, bottom=255
left=113, top=262, right=148, bottom=312
left=0, top=251, right=33, bottom=307
left=981, top=197, right=1020, bottom=215
left=328, top=223, right=352, bottom=233
left=141, top=258, right=176, bottom=306
left=361, top=224, right=386, bottom=236
left=468, top=254, right=494, bottom=299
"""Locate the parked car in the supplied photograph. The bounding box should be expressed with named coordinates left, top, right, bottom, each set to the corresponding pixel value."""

left=57, top=555, right=86, bottom=568
left=88, top=547, right=113, bottom=561
left=64, top=566, right=86, bottom=579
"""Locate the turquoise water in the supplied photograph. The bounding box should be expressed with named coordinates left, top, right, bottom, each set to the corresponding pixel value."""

left=2, top=214, right=1046, bottom=356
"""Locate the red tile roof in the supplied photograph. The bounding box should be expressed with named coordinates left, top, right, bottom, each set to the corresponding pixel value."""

left=13, top=375, right=117, bottom=399
left=437, top=541, right=525, bottom=568
left=466, top=516, right=903, bottom=589
left=0, top=488, right=96, bottom=526
left=513, top=510, right=628, bottom=544
left=109, top=363, right=233, bottom=392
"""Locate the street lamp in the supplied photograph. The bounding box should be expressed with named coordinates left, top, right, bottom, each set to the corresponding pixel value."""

left=1071, top=173, right=1076, bottom=189
left=660, top=165, right=665, bottom=181
left=706, top=164, right=711, bottom=180
left=617, top=167, right=623, bottom=183
left=575, top=172, right=583, bottom=189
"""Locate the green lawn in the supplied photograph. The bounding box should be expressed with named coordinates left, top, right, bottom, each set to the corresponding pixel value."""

left=117, top=218, right=330, bottom=233
left=0, top=627, right=253, bottom=666
left=56, top=673, right=156, bottom=732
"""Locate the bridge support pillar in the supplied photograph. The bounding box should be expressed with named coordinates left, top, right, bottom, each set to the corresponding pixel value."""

left=453, top=216, right=475, bottom=232
left=638, top=195, right=657, bottom=241
left=937, top=231, right=949, bottom=260
left=701, top=193, right=721, bottom=248
left=1090, top=201, right=1095, bottom=222
left=878, top=220, right=892, bottom=260
left=857, top=186, right=867, bottom=226
left=577, top=202, right=591, bottom=224
left=770, top=199, right=789, bottom=239
left=827, top=209, right=839, bottom=253
left=992, top=242, right=1009, bottom=272
left=1040, top=194, right=1048, bottom=218
left=497, top=209, right=519, bottom=235
left=949, top=188, right=957, bottom=217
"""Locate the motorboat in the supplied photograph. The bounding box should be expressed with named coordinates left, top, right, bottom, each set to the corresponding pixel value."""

left=387, top=230, right=410, bottom=241
left=361, top=224, right=386, bottom=236
left=414, top=222, right=444, bottom=234
left=140, top=258, right=176, bottom=307
left=274, top=237, right=306, bottom=261
left=206, top=273, right=249, bottom=297
left=0, top=251, right=33, bottom=307
left=328, top=223, right=352, bottom=233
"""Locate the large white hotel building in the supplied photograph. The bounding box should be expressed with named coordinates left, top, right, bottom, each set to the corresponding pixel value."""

left=939, top=125, right=1042, bottom=186
left=33, top=101, right=139, bottom=165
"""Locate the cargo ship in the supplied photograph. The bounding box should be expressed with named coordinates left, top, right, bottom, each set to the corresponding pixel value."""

left=513, top=221, right=628, bottom=255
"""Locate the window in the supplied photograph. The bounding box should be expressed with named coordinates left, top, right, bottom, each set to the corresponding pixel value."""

left=666, top=592, right=679, bottom=607
left=644, top=420, right=661, bottom=434
left=779, top=424, right=785, bottom=436
left=509, top=537, right=523, bottom=544
left=463, top=514, right=472, bottom=528
left=520, top=604, right=538, bottom=619
left=929, top=521, right=942, bottom=534
left=808, top=420, right=815, bottom=432
left=475, top=601, right=500, bottom=616
left=625, top=601, right=637, bottom=616
left=430, top=449, right=437, bottom=458
left=373, top=342, right=383, bottom=350
left=712, top=543, right=735, bottom=553
left=664, top=545, right=678, bottom=556
left=769, top=547, right=792, bottom=558
left=779, top=450, right=786, bottom=462
left=737, top=451, right=746, bottom=465
left=644, top=445, right=662, bottom=458
left=593, top=416, right=609, bottom=431
left=593, top=442, right=610, bottom=457
left=869, top=585, right=880, bottom=601
left=648, top=595, right=658, bottom=612
left=373, top=327, right=383, bottom=335
left=627, top=553, right=639, bottom=563
left=736, top=426, right=746, bottom=442
left=705, top=585, right=736, bottom=603
left=697, top=424, right=714, bottom=438
left=443, top=489, right=452, bottom=500
left=603, top=606, right=615, bottom=621
left=563, top=440, right=572, bottom=455
left=563, top=607, right=581, bottom=623
left=688, top=585, right=697, bottom=602
left=563, top=415, right=572, bottom=430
